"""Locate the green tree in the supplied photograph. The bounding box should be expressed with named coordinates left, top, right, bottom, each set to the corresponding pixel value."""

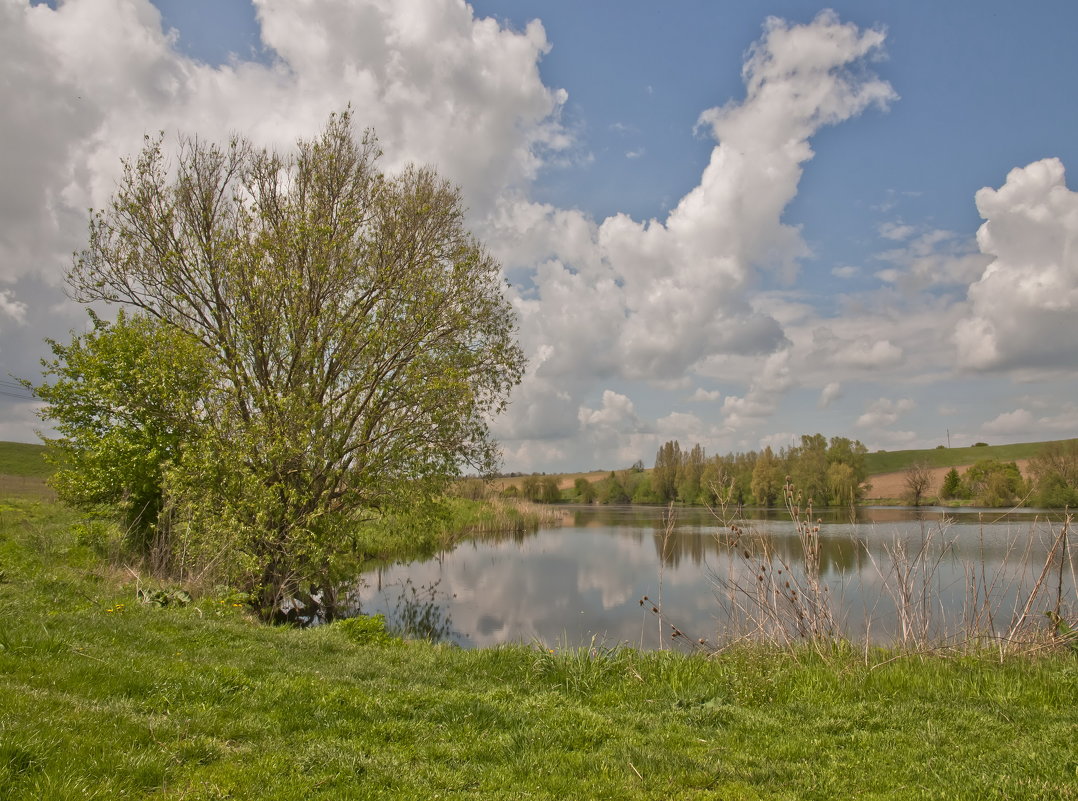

left=538, top=477, right=562, bottom=504
left=596, top=471, right=630, bottom=504
left=751, top=446, right=784, bottom=506
left=574, top=477, right=596, bottom=504
left=827, top=462, right=859, bottom=508
left=790, top=434, right=829, bottom=505
left=652, top=440, right=681, bottom=503
left=961, top=460, right=1026, bottom=507
left=1029, top=441, right=1078, bottom=507
left=940, top=467, right=962, bottom=500
left=677, top=443, right=706, bottom=504
left=57, top=111, right=525, bottom=614
left=29, top=310, right=212, bottom=556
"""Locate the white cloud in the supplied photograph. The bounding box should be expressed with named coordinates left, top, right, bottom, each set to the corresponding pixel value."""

left=0, top=290, right=27, bottom=324
left=818, top=382, right=842, bottom=408
left=687, top=388, right=722, bottom=403
left=956, top=158, right=1078, bottom=372
left=856, top=397, right=914, bottom=429
left=875, top=229, right=990, bottom=293
left=831, top=265, right=859, bottom=278
left=0, top=4, right=927, bottom=470
left=878, top=221, right=915, bottom=241
left=500, top=10, right=894, bottom=392
left=982, top=408, right=1035, bottom=435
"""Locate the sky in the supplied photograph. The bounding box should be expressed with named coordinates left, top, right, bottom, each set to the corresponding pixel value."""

left=2, top=0, right=1078, bottom=472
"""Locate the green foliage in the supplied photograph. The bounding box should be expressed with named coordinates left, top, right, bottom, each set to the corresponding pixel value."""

left=333, top=613, right=400, bottom=647
left=573, top=477, right=596, bottom=504
left=652, top=441, right=681, bottom=503
left=940, top=467, right=963, bottom=500
left=750, top=446, right=784, bottom=506
left=960, top=459, right=1027, bottom=507
left=48, top=111, right=525, bottom=615
left=1029, top=441, right=1078, bottom=508
left=28, top=310, right=212, bottom=554
left=538, top=476, right=562, bottom=504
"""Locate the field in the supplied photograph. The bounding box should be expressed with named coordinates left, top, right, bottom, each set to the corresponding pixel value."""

left=861, top=439, right=1069, bottom=475
left=0, top=441, right=53, bottom=501
left=0, top=497, right=1076, bottom=799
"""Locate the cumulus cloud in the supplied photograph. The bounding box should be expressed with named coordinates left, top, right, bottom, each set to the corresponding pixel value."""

left=955, top=158, right=1078, bottom=372
left=818, top=382, right=842, bottom=408
left=982, top=408, right=1035, bottom=435
left=856, top=397, right=914, bottom=429
left=687, top=388, right=722, bottom=403
left=496, top=11, right=894, bottom=439
left=0, top=3, right=904, bottom=470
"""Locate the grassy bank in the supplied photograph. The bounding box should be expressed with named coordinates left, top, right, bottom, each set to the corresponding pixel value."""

left=1, top=498, right=1076, bottom=799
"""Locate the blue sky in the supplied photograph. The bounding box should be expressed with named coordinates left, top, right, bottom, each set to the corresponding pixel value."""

left=3, top=0, right=1078, bottom=471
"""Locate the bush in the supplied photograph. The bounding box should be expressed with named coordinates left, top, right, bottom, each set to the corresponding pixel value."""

left=334, top=614, right=400, bottom=647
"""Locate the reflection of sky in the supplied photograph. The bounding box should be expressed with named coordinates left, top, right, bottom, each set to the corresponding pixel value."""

left=348, top=507, right=1075, bottom=649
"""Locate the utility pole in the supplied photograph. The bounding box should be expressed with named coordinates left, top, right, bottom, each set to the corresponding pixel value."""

left=946, top=428, right=950, bottom=448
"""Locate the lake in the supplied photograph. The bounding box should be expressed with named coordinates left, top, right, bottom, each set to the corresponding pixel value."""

left=347, top=504, right=1075, bottom=650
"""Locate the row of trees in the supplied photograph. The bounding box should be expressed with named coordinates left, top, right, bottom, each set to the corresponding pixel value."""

left=30, top=112, right=525, bottom=617
left=501, top=435, right=871, bottom=508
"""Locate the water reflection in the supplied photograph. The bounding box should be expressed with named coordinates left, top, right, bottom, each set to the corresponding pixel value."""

left=347, top=505, right=1076, bottom=650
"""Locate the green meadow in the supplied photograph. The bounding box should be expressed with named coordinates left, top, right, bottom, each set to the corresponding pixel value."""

left=1, top=490, right=1076, bottom=799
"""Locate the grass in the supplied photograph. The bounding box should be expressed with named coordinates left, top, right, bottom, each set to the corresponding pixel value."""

left=0, top=442, right=54, bottom=501
left=863, top=439, right=1073, bottom=475
left=0, top=441, right=51, bottom=479
left=1, top=498, right=1077, bottom=799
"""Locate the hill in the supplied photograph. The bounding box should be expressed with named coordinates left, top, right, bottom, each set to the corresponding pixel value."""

left=0, top=440, right=54, bottom=500
left=862, top=439, right=1071, bottom=475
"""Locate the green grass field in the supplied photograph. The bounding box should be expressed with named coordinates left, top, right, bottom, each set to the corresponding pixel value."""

left=0, top=498, right=1076, bottom=799
left=862, top=439, right=1072, bottom=475
left=0, top=441, right=53, bottom=500
left=0, top=441, right=51, bottom=479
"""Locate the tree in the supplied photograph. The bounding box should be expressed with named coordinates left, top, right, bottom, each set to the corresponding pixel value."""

left=574, top=477, right=596, bottom=504
left=1029, top=441, right=1078, bottom=507
left=961, top=460, right=1026, bottom=507
left=903, top=461, right=933, bottom=506
left=827, top=462, right=858, bottom=508
left=652, top=440, right=681, bottom=503
left=58, top=111, right=525, bottom=614
left=790, top=434, right=829, bottom=505
left=538, top=477, right=562, bottom=504
left=29, top=310, right=212, bottom=556
left=751, top=446, right=784, bottom=506
left=940, top=467, right=962, bottom=500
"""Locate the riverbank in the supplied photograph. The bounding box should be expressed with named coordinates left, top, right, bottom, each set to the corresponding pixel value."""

left=1, top=498, right=1076, bottom=799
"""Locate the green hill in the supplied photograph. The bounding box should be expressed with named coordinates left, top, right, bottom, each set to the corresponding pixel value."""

left=0, top=440, right=52, bottom=478
left=863, top=438, right=1073, bottom=475
left=0, top=440, right=54, bottom=500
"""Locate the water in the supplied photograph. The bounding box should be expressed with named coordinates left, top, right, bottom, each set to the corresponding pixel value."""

left=347, top=505, right=1076, bottom=649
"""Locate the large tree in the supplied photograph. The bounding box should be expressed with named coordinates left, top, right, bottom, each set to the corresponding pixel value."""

left=60, top=110, right=525, bottom=613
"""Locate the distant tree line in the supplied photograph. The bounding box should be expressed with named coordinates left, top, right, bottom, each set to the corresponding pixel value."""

left=503, top=434, right=871, bottom=508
